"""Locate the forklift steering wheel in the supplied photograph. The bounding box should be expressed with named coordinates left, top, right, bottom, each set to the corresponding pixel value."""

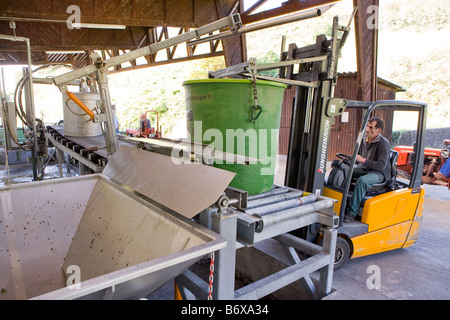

left=336, top=153, right=360, bottom=164
left=336, top=153, right=351, bottom=161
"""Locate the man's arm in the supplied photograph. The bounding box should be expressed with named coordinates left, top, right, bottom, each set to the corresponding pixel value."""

left=362, top=139, right=390, bottom=172
left=356, top=154, right=365, bottom=164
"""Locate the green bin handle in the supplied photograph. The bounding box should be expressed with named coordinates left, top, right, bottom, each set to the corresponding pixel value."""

left=249, top=105, right=263, bottom=123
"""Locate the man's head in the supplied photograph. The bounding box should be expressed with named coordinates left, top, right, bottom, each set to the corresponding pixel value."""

left=366, top=116, right=384, bottom=142
left=139, top=113, right=145, bottom=120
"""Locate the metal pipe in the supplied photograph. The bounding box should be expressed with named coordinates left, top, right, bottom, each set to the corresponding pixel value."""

left=246, top=198, right=302, bottom=216
left=0, top=34, right=38, bottom=180
left=247, top=186, right=290, bottom=201
left=0, top=16, right=69, bottom=24
left=258, top=199, right=334, bottom=229
left=246, top=194, right=318, bottom=216
left=274, top=233, right=322, bottom=257
left=52, top=13, right=243, bottom=87
left=246, top=190, right=303, bottom=209
left=25, top=38, right=38, bottom=180
left=187, top=5, right=333, bottom=47
left=298, top=194, right=318, bottom=205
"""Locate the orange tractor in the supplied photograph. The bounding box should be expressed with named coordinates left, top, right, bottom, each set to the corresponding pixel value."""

left=394, top=142, right=449, bottom=184
left=126, top=110, right=161, bottom=138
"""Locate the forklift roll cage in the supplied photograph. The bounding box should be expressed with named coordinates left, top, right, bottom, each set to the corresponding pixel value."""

left=318, top=101, right=427, bottom=268
left=334, top=100, right=427, bottom=227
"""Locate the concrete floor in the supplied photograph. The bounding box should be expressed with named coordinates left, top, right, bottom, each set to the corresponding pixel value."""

left=325, top=183, right=450, bottom=300
left=275, top=155, right=450, bottom=300
left=1, top=154, right=450, bottom=300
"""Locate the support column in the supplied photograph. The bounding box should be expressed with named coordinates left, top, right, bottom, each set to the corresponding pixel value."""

left=222, top=34, right=247, bottom=67
left=211, top=209, right=238, bottom=300
left=353, top=0, right=379, bottom=102
left=318, top=227, right=337, bottom=297
left=56, top=149, right=64, bottom=178
left=96, top=68, right=119, bottom=156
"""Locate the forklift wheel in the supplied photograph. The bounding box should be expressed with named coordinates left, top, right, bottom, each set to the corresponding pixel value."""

left=333, top=237, right=351, bottom=270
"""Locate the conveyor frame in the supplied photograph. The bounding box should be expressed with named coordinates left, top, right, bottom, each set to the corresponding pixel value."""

left=176, top=186, right=337, bottom=300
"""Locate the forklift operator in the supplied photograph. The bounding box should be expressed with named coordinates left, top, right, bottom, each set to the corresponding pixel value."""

left=344, top=117, right=391, bottom=223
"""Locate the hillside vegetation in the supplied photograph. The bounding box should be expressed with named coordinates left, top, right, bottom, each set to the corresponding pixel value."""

left=245, top=0, right=450, bottom=130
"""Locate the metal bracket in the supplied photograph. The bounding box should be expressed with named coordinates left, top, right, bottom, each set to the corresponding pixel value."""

left=225, top=186, right=248, bottom=210
left=325, top=98, right=347, bottom=117
left=217, top=193, right=239, bottom=214
left=90, top=52, right=104, bottom=67
left=58, top=84, right=68, bottom=93
left=217, top=195, right=231, bottom=214
left=93, top=113, right=107, bottom=123
left=103, top=285, right=116, bottom=300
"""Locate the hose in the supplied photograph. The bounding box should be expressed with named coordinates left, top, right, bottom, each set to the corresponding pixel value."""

left=13, top=64, right=76, bottom=129
left=1, top=99, right=25, bottom=150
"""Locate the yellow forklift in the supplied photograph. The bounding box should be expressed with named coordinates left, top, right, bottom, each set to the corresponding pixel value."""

left=285, top=98, right=427, bottom=269
left=321, top=100, right=427, bottom=268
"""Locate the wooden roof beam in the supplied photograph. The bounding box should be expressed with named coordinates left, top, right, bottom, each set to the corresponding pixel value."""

left=353, top=0, right=378, bottom=102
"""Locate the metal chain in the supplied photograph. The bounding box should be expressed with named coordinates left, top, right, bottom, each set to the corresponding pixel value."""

left=207, top=251, right=215, bottom=300
left=251, top=67, right=258, bottom=110
left=249, top=67, right=263, bottom=123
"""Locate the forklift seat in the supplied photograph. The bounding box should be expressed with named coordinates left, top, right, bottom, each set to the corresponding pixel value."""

left=366, top=150, right=399, bottom=193
left=350, top=150, right=400, bottom=214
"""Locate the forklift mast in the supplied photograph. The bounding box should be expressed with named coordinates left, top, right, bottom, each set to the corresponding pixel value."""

left=284, top=16, right=349, bottom=195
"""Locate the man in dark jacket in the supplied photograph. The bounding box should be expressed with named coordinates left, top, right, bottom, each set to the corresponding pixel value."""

left=139, top=113, right=151, bottom=136
left=344, top=117, right=391, bottom=222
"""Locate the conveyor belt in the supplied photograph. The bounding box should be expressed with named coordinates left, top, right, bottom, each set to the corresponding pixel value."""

left=46, top=125, right=136, bottom=173
left=47, top=125, right=133, bottom=159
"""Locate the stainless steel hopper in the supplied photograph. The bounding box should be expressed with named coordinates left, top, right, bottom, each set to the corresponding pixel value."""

left=0, top=147, right=233, bottom=299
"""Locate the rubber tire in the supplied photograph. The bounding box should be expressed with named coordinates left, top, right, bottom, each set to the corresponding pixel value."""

left=333, top=237, right=351, bottom=270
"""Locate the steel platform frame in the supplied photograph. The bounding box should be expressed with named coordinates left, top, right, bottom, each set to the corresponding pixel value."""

left=175, top=186, right=337, bottom=300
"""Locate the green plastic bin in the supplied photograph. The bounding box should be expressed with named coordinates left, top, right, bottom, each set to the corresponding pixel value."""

left=184, top=79, right=286, bottom=195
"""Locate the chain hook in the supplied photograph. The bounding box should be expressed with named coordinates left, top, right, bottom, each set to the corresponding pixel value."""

left=249, top=58, right=263, bottom=123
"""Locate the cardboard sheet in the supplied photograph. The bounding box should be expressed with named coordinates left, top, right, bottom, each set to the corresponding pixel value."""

left=103, top=146, right=235, bottom=218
